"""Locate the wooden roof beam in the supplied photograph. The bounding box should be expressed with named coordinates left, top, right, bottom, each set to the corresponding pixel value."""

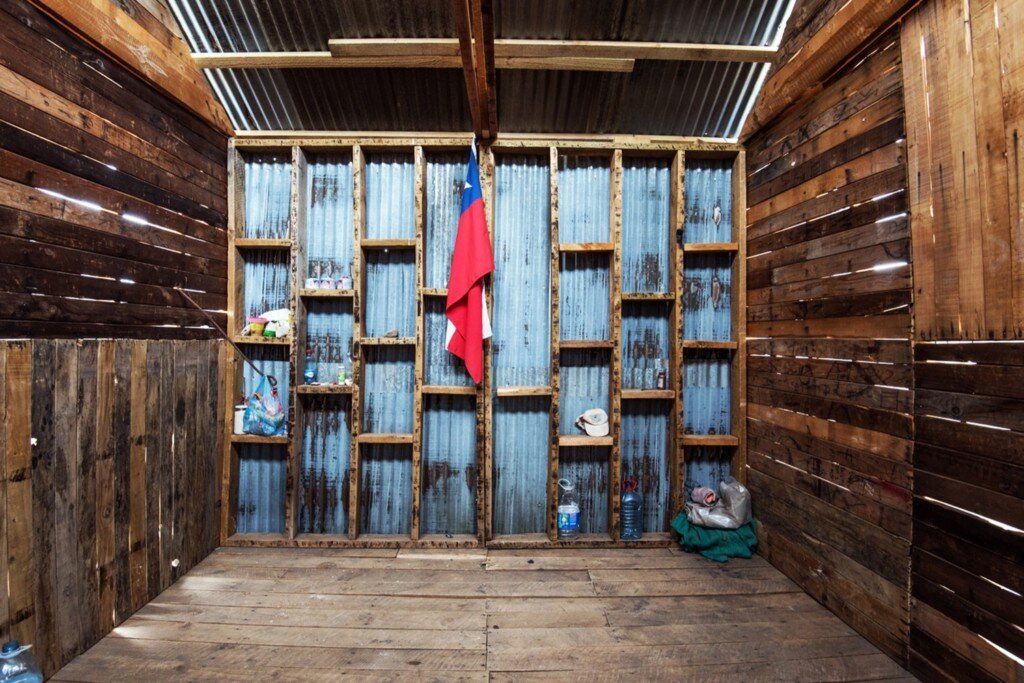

left=191, top=52, right=635, bottom=73
left=470, top=0, right=497, bottom=139
left=326, top=38, right=777, bottom=63
left=451, top=0, right=482, bottom=138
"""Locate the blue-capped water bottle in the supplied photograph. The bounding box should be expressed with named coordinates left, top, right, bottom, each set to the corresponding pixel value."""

left=620, top=477, right=643, bottom=540
left=0, top=641, right=43, bottom=683
left=557, top=478, right=580, bottom=540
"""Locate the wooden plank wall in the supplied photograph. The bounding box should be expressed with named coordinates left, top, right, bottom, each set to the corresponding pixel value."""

left=0, top=339, right=226, bottom=678
left=902, top=0, right=1024, bottom=340
left=744, top=30, right=914, bottom=664
left=0, top=0, right=229, bottom=338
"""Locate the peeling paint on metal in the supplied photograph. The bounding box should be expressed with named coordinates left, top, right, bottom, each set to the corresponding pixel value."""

left=683, top=350, right=731, bottom=435
left=621, top=301, right=671, bottom=390
left=307, top=153, right=354, bottom=280
left=299, top=395, right=351, bottom=534
left=682, top=253, right=733, bottom=341
left=359, top=444, right=412, bottom=535
left=236, top=444, right=287, bottom=534
left=622, top=158, right=671, bottom=293
left=421, top=395, right=477, bottom=536
left=492, top=397, right=549, bottom=535
left=685, top=159, right=733, bottom=243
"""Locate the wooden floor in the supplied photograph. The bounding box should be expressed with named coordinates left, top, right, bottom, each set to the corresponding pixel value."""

left=54, top=547, right=915, bottom=682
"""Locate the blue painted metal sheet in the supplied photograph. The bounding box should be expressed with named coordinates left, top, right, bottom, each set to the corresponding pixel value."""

left=621, top=301, right=671, bottom=390
left=425, top=152, right=465, bottom=289
left=242, top=250, right=290, bottom=321
left=621, top=158, right=671, bottom=293
left=362, top=346, right=414, bottom=434
left=243, top=153, right=292, bottom=239
left=683, top=350, right=732, bottom=435
left=560, top=253, right=610, bottom=341
left=241, top=344, right=290, bottom=429
left=558, top=446, right=609, bottom=534
left=559, top=349, right=609, bottom=435
left=558, top=156, right=610, bottom=243
left=298, top=395, right=351, bottom=534
left=492, top=397, right=549, bottom=535
left=685, top=159, right=733, bottom=243
left=492, top=155, right=550, bottom=387
left=364, top=249, right=416, bottom=337
left=359, top=444, right=412, bottom=535
left=620, top=401, right=671, bottom=533
left=684, top=447, right=732, bottom=501
left=306, top=153, right=354, bottom=282
left=236, top=444, right=287, bottom=534
left=421, top=395, right=477, bottom=536
left=424, top=298, right=473, bottom=387
left=682, top=253, right=733, bottom=341
left=365, top=153, right=416, bottom=239
left=303, top=299, right=353, bottom=386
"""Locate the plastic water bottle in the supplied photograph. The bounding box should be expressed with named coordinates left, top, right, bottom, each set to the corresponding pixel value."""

left=0, top=641, right=43, bottom=683
left=557, top=479, right=580, bottom=540
left=620, top=477, right=643, bottom=540
left=303, top=346, right=316, bottom=384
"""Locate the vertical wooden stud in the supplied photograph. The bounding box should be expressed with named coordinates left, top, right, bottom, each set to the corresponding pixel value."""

left=670, top=150, right=686, bottom=518
left=547, top=145, right=561, bottom=541
left=411, top=146, right=426, bottom=540
left=221, top=143, right=244, bottom=542
left=479, top=143, right=496, bottom=542
left=609, top=149, right=623, bottom=540
left=286, top=146, right=308, bottom=539
left=731, top=151, right=747, bottom=484
left=348, top=144, right=365, bottom=540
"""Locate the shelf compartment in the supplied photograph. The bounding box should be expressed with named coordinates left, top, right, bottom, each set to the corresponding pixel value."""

left=231, top=434, right=290, bottom=444
left=559, top=242, right=614, bottom=253
left=559, top=435, right=613, bottom=447
left=306, top=152, right=354, bottom=290
left=424, top=297, right=475, bottom=388
left=235, top=238, right=291, bottom=249
left=239, top=248, right=290, bottom=327
left=421, top=395, right=477, bottom=536
left=303, top=298, right=353, bottom=386
left=361, top=238, right=417, bottom=249
left=242, top=152, right=292, bottom=240
left=296, top=385, right=353, bottom=395
left=684, top=447, right=733, bottom=503
left=493, top=395, right=549, bottom=536
left=558, top=445, right=610, bottom=534
left=425, top=152, right=464, bottom=289
left=300, top=288, right=355, bottom=299
left=558, top=155, right=611, bottom=244
left=235, top=443, right=287, bottom=535
left=682, top=349, right=732, bottom=437
left=496, top=386, right=553, bottom=397
left=560, top=252, right=610, bottom=341
left=421, top=385, right=476, bottom=395
left=622, top=300, right=671, bottom=391
left=621, top=389, right=674, bottom=400
left=682, top=252, right=733, bottom=342
left=684, top=158, right=733, bottom=244
left=359, top=444, right=412, bottom=536
left=364, top=152, right=415, bottom=239
left=683, top=242, right=738, bottom=253
left=362, top=346, right=414, bottom=434
left=357, top=433, right=414, bottom=444
left=621, top=400, right=672, bottom=533
left=239, top=344, right=290, bottom=430
left=559, top=348, right=610, bottom=435
left=298, top=395, right=351, bottom=535
left=682, top=435, right=738, bottom=447
left=622, top=157, right=671, bottom=293
left=364, top=248, right=415, bottom=338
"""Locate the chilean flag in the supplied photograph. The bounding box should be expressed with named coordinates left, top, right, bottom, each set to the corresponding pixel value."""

left=445, top=144, right=494, bottom=384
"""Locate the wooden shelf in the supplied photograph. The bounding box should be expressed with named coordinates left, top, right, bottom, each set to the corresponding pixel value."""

left=559, top=435, right=613, bottom=447
left=300, top=288, right=354, bottom=299
left=357, top=433, right=414, bottom=445
left=681, top=340, right=738, bottom=350
left=230, top=434, right=289, bottom=445
left=560, top=339, right=614, bottom=350
left=486, top=531, right=674, bottom=549
left=621, top=292, right=674, bottom=302
left=420, top=288, right=448, bottom=298
left=496, top=386, right=553, bottom=398
left=621, top=389, right=675, bottom=400
left=683, top=242, right=739, bottom=253
left=682, top=434, right=739, bottom=447
left=421, top=385, right=477, bottom=396
left=296, top=384, right=353, bottom=395
left=559, top=242, right=614, bottom=253
left=361, top=238, right=416, bottom=249
left=235, top=237, right=291, bottom=249
left=359, top=337, right=416, bottom=346
left=232, top=335, right=290, bottom=346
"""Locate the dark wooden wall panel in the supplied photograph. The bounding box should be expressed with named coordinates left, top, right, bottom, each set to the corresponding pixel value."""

left=744, top=31, right=913, bottom=665
left=0, top=0, right=228, bottom=338
left=0, top=339, right=226, bottom=678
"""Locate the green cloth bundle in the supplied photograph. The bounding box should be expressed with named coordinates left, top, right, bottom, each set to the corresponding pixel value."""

left=670, top=513, right=758, bottom=562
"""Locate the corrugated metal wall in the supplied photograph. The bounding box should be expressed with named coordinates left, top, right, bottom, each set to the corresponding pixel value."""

left=304, top=300, right=353, bottom=385
left=364, top=250, right=416, bottom=337
left=242, top=153, right=292, bottom=238
left=307, top=153, right=354, bottom=281
left=559, top=446, right=610, bottom=534
left=359, top=444, right=413, bottom=535
left=684, top=447, right=733, bottom=500
left=622, top=301, right=672, bottom=390
left=560, top=254, right=611, bottom=340
left=421, top=395, right=477, bottom=536
left=683, top=350, right=732, bottom=435
left=299, top=396, right=351, bottom=535
left=560, top=349, right=610, bottom=434
left=559, top=156, right=610, bottom=243
left=683, top=253, right=733, bottom=341
left=362, top=346, right=415, bottom=433
left=236, top=444, right=287, bottom=533
left=685, top=159, right=734, bottom=243
left=621, top=401, right=672, bottom=532
left=492, top=397, right=550, bottom=535
left=622, top=158, right=671, bottom=293
left=365, top=153, right=416, bottom=239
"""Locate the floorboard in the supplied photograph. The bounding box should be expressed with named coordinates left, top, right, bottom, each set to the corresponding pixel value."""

left=53, top=548, right=914, bottom=681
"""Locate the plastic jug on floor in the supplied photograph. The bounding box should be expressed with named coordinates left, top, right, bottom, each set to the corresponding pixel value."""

left=0, top=641, right=43, bottom=683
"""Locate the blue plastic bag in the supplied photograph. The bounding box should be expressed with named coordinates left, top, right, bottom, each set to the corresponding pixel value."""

left=243, top=375, right=285, bottom=436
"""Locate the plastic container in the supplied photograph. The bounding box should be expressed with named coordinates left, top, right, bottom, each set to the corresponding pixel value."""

left=557, top=479, right=580, bottom=540
left=233, top=405, right=247, bottom=435
left=303, top=347, right=317, bottom=384
left=0, top=641, right=43, bottom=683
left=620, top=477, right=643, bottom=540
left=247, top=316, right=267, bottom=336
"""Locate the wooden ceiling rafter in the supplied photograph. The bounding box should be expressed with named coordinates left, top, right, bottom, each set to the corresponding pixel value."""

left=451, top=0, right=482, bottom=137
left=470, top=0, right=497, bottom=139
left=190, top=51, right=635, bottom=72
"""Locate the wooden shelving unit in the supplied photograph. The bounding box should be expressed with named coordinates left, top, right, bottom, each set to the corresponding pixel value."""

left=224, top=137, right=745, bottom=548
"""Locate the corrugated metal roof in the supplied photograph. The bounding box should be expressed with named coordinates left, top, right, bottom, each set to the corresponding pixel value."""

left=169, top=0, right=792, bottom=136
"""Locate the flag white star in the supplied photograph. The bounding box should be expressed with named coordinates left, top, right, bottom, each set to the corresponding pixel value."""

left=465, top=181, right=472, bottom=190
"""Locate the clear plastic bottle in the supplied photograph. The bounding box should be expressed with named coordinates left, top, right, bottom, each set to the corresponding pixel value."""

left=0, top=641, right=43, bottom=683
left=557, top=478, right=580, bottom=540
left=303, top=346, right=316, bottom=384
